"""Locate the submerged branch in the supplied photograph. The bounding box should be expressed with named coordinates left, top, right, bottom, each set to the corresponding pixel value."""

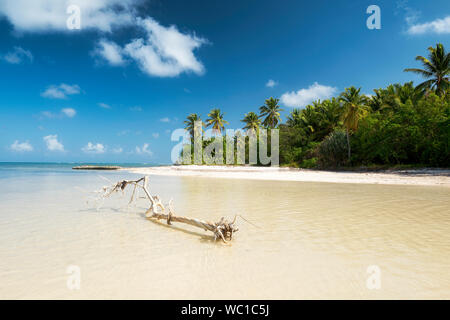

left=95, top=176, right=238, bottom=243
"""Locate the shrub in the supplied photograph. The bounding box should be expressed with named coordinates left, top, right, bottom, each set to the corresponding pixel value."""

left=317, top=130, right=348, bottom=168
left=300, top=157, right=318, bottom=168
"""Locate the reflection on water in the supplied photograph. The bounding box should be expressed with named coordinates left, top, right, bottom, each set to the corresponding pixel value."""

left=0, top=171, right=449, bottom=299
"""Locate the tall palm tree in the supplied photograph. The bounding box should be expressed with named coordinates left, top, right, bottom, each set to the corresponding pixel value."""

left=404, top=43, right=449, bottom=96
left=241, top=112, right=261, bottom=131
left=339, top=87, right=369, bottom=163
left=183, top=113, right=202, bottom=138
left=206, top=108, right=228, bottom=134
left=259, top=97, right=283, bottom=128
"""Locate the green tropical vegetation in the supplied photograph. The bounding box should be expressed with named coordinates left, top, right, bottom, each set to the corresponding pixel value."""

left=339, top=86, right=369, bottom=162
left=404, top=43, right=449, bottom=96
left=259, top=97, right=283, bottom=128
left=182, top=43, right=449, bottom=168
left=206, top=108, right=228, bottom=134
left=183, top=113, right=202, bottom=138
left=241, top=112, right=261, bottom=132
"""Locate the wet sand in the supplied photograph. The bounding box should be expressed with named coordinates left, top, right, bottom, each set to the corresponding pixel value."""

left=126, top=165, right=450, bottom=187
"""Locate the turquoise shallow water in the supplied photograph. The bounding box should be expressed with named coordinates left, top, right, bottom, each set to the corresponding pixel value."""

left=0, top=162, right=156, bottom=179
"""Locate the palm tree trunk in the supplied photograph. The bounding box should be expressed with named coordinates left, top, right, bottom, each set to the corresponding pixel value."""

left=346, top=129, right=351, bottom=164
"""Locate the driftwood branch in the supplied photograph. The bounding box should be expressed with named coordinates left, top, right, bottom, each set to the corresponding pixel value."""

left=95, top=176, right=238, bottom=243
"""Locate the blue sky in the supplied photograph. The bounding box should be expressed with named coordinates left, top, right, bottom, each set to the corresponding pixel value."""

left=0, top=0, right=448, bottom=163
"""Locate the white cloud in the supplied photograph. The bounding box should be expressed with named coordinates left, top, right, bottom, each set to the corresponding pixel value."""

left=93, top=39, right=126, bottom=65
left=10, top=140, right=33, bottom=152
left=280, top=82, right=337, bottom=108
left=0, top=1, right=207, bottom=78
left=82, top=142, right=105, bottom=154
left=2, top=46, right=33, bottom=64
left=266, top=79, right=277, bottom=88
left=112, top=147, right=123, bottom=154
left=0, top=0, right=137, bottom=32
left=40, top=111, right=57, bottom=119
left=121, top=18, right=206, bottom=77
left=59, top=83, right=80, bottom=94
left=159, top=117, right=170, bottom=122
left=396, top=0, right=420, bottom=26
left=61, top=108, right=76, bottom=118
left=135, top=143, right=152, bottom=155
left=41, top=83, right=80, bottom=99
left=98, top=102, right=111, bottom=109
left=40, top=108, right=76, bottom=119
left=152, top=133, right=159, bottom=139
left=43, top=134, right=64, bottom=151
left=407, top=16, right=450, bottom=35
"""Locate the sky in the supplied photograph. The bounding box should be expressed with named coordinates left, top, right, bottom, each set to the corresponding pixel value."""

left=0, top=0, right=449, bottom=163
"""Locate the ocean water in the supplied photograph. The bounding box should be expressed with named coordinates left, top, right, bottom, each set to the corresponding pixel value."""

left=0, top=162, right=155, bottom=178
left=0, top=163, right=449, bottom=299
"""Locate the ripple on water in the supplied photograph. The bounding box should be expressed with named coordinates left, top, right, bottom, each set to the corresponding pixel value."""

left=0, top=173, right=449, bottom=299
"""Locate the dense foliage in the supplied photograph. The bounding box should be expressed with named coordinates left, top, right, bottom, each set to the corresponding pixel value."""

left=183, top=44, right=449, bottom=168
left=280, top=88, right=449, bottom=168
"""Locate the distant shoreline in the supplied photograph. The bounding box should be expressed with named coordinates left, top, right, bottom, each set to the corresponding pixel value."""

left=124, top=165, right=450, bottom=187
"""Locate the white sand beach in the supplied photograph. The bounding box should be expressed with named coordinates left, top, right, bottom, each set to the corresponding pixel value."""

left=126, top=165, right=450, bottom=187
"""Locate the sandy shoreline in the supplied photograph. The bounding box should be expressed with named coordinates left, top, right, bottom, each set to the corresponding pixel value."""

left=124, top=165, right=450, bottom=187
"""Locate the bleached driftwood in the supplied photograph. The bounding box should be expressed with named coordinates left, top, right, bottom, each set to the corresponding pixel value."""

left=96, top=176, right=238, bottom=243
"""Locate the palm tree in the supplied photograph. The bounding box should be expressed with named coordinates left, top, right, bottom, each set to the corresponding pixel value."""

left=316, top=98, right=343, bottom=137
left=389, top=82, right=423, bottom=104
left=369, top=82, right=424, bottom=112
left=286, top=109, right=302, bottom=127
left=259, top=97, right=283, bottom=128
left=299, top=105, right=318, bottom=134
left=404, top=43, right=449, bottom=96
left=206, top=108, right=228, bottom=134
left=339, top=87, right=369, bottom=163
left=241, top=112, right=261, bottom=131
left=183, top=113, right=202, bottom=138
